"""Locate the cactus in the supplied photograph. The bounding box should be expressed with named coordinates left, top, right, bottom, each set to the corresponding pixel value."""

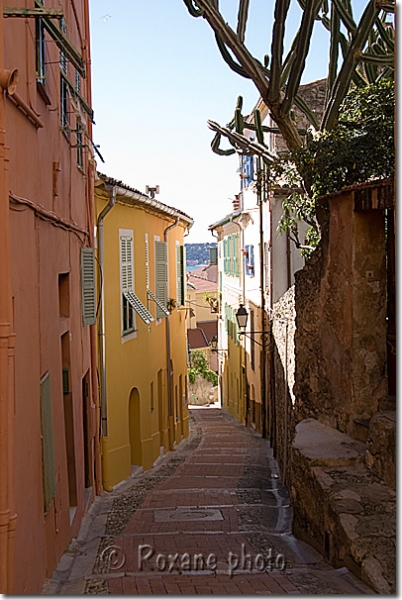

left=183, top=0, right=395, bottom=151
left=253, top=109, right=264, bottom=144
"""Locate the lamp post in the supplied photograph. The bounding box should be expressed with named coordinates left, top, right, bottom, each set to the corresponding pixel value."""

left=236, top=305, right=268, bottom=348
left=236, top=302, right=268, bottom=438
left=210, top=335, right=228, bottom=357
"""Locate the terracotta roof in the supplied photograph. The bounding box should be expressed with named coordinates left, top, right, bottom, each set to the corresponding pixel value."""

left=96, top=172, right=194, bottom=225
left=187, top=328, right=209, bottom=350
left=196, top=321, right=218, bottom=345
left=189, top=264, right=218, bottom=282
left=187, top=275, right=217, bottom=293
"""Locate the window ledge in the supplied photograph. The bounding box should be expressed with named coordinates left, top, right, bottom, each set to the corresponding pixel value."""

left=36, top=80, right=52, bottom=105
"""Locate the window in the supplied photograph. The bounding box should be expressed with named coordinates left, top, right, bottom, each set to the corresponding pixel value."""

left=209, top=246, right=217, bottom=265
left=60, top=18, right=69, bottom=130
left=121, top=232, right=153, bottom=334
left=245, top=244, right=255, bottom=276
left=76, top=121, right=83, bottom=168
left=155, top=241, right=168, bottom=319
left=40, top=373, right=56, bottom=513
left=176, top=243, right=185, bottom=307
left=36, top=0, right=46, bottom=85
left=120, top=233, right=135, bottom=335
left=241, top=155, right=254, bottom=187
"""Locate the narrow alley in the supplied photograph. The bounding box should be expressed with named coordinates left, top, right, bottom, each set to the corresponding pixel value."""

left=43, top=407, right=374, bottom=595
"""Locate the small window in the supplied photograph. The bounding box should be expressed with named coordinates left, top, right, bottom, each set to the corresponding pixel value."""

left=76, top=121, right=83, bottom=168
left=59, top=272, right=70, bottom=318
left=245, top=244, right=255, bottom=276
left=120, top=234, right=135, bottom=335
left=60, top=18, right=69, bottom=131
left=36, top=0, right=46, bottom=85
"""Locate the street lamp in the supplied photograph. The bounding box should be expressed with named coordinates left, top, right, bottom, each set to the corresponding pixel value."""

left=236, top=304, right=268, bottom=347
left=210, top=335, right=227, bottom=356
left=235, top=304, right=248, bottom=330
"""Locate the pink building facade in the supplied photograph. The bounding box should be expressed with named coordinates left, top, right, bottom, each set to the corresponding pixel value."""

left=0, top=1, right=99, bottom=593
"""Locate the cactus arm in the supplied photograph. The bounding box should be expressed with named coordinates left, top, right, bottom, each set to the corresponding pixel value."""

left=332, top=0, right=356, bottom=33
left=236, top=0, right=250, bottom=44
left=375, top=17, right=394, bottom=51
left=361, top=51, right=394, bottom=65
left=282, top=0, right=322, bottom=116
left=211, top=131, right=236, bottom=156
left=253, top=109, right=265, bottom=144
left=182, top=0, right=204, bottom=18
left=193, top=0, right=270, bottom=98
left=326, top=1, right=340, bottom=105
left=293, top=95, right=320, bottom=130
left=235, top=108, right=244, bottom=133
left=208, top=120, right=276, bottom=163
left=215, top=33, right=252, bottom=79
left=269, top=0, right=291, bottom=103
left=322, top=0, right=382, bottom=131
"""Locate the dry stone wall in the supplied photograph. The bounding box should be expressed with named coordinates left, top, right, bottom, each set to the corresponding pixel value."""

left=270, top=286, right=296, bottom=482
left=293, top=185, right=388, bottom=437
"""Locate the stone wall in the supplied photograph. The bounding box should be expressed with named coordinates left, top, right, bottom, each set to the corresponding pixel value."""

left=293, top=183, right=389, bottom=437
left=188, top=375, right=218, bottom=406
left=270, top=286, right=296, bottom=483
left=273, top=79, right=327, bottom=154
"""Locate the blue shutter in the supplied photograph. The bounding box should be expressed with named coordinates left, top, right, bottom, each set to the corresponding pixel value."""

left=250, top=245, right=255, bottom=276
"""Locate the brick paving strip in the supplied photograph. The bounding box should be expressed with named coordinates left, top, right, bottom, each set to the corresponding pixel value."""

left=43, top=406, right=374, bottom=595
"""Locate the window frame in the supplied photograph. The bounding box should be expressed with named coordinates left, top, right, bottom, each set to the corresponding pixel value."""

left=120, top=230, right=137, bottom=340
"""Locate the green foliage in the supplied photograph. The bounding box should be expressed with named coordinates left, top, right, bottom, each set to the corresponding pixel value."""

left=188, top=350, right=218, bottom=387
left=297, top=79, right=395, bottom=196
left=275, top=79, right=395, bottom=258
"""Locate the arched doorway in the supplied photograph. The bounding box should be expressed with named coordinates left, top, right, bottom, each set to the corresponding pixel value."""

left=129, top=388, right=142, bottom=466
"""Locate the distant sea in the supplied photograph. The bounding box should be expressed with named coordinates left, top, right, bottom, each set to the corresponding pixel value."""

left=187, top=264, right=207, bottom=272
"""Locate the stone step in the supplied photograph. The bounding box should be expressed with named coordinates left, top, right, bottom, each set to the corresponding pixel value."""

left=291, top=418, right=396, bottom=593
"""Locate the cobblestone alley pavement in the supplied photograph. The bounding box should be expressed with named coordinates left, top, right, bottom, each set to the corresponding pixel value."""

left=43, top=406, right=375, bottom=595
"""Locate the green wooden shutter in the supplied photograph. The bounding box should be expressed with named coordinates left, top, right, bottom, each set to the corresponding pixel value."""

left=81, top=247, right=96, bottom=325
left=145, top=235, right=150, bottom=290
left=209, top=246, right=217, bottom=265
left=232, top=234, right=236, bottom=276
left=235, top=234, right=240, bottom=277
left=155, top=241, right=168, bottom=318
left=176, top=243, right=185, bottom=306
left=40, top=373, right=56, bottom=513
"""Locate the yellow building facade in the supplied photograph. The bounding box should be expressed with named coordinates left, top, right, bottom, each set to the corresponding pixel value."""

left=95, top=174, right=193, bottom=490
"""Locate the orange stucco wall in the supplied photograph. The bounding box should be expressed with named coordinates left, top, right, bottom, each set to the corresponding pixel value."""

left=3, top=1, right=97, bottom=593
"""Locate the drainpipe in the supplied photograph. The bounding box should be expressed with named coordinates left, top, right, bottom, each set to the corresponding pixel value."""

left=268, top=191, right=275, bottom=443
left=164, top=216, right=180, bottom=451
left=258, top=158, right=267, bottom=439
left=96, top=184, right=117, bottom=492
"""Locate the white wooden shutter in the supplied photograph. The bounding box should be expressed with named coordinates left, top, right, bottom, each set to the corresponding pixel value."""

left=120, top=235, right=133, bottom=292
left=81, top=247, right=96, bottom=325
left=155, top=241, right=168, bottom=319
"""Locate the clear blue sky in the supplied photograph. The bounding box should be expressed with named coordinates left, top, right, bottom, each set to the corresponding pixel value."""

left=89, top=1, right=366, bottom=243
